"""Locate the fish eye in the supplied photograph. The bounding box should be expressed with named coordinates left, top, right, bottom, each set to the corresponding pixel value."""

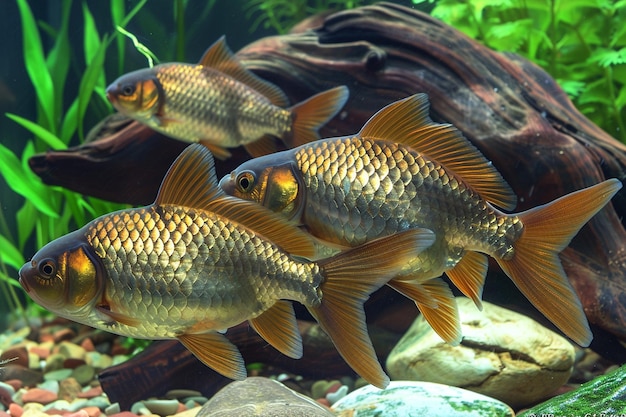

left=236, top=171, right=256, bottom=193
left=38, top=259, right=57, bottom=279
left=120, top=84, right=136, bottom=96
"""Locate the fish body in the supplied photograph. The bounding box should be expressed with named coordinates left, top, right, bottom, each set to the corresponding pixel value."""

left=19, top=144, right=435, bottom=388
left=106, top=36, right=348, bottom=159
left=220, top=93, right=623, bottom=346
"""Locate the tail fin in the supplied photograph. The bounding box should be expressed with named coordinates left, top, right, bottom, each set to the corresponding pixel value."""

left=284, top=86, right=349, bottom=148
left=309, top=228, right=436, bottom=388
left=497, top=179, right=622, bottom=346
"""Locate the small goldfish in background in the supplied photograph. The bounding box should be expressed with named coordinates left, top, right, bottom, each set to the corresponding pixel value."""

left=19, top=144, right=436, bottom=388
left=220, top=93, right=623, bottom=347
left=106, top=36, right=348, bottom=159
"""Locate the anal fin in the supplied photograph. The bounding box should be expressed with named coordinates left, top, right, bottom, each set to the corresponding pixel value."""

left=178, top=332, right=246, bottom=380
left=244, top=135, right=281, bottom=158
left=445, top=251, right=488, bottom=310
left=249, top=300, right=303, bottom=359
left=389, top=278, right=461, bottom=345
left=199, top=140, right=232, bottom=160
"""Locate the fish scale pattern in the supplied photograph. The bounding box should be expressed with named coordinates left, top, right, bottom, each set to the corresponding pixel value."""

left=84, top=205, right=321, bottom=339
left=154, top=64, right=291, bottom=146
left=295, top=136, right=523, bottom=276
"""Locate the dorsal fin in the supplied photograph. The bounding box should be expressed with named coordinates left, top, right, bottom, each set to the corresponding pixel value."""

left=199, top=36, right=288, bottom=107
left=155, top=144, right=316, bottom=258
left=359, top=94, right=517, bottom=211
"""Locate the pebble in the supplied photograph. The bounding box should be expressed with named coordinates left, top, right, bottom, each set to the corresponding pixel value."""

left=197, top=377, right=334, bottom=416
left=165, top=390, right=202, bottom=400
left=72, top=365, right=96, bottom=386
left=56, top=342, right=86, bottom=361
left=44, top=368, right=73, bottom=381
left=85, top=352, right=112, bottom=369
left=21, top=388, right=58, bottom=405
left=332, top=381, right=515, bottom=416
left=44, top=354, right=66, bottom=373
left=142, top=399, right=180, bottom=416
left=325, top=385, right=348, bottom=405
left=104, top=403, right=121, bottom=416
left=8, top=403, right=23, bottom=417
left=58, top=379, right=83, bottom=402
left=37, top=380, right=59, bottom=395
left=1, top=347, right=29, bottom=368
left=77, top=386, right=103, bottom=399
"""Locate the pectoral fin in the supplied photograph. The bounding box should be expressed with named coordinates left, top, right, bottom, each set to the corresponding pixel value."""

left=178, top=332, right=246, bottom=380
left=249, top=300, right=303, bottom=359
left=96, top=305, right=141, bottom=328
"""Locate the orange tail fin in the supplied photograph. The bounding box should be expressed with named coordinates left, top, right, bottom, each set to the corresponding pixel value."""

left=496, top=179, right=622, bottom=346
left=285, top=86, right=349, bottom=148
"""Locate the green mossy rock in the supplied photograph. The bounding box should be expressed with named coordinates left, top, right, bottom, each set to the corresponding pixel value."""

left=519, top=365, right=626, bottom=416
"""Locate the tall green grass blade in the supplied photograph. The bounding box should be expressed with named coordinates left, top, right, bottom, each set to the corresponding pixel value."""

left=0, top=235, right=24, bottom=271
left=6, top=113, right=66, bottom=150
left=111, top=0, right=126, bottom=75
left=60, top=99, right=79, bottom=144
left=0, top=143, right=58, bottom=218
left=46, top=0, right=72, bottom=132
left=16, top=201, right=37, bottom=251
left=77, top=34, right=109, bottom=141
left=16, top=0, right=56, bottom=133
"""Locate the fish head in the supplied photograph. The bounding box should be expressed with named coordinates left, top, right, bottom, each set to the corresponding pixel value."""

left=220, top=157, right=305, bottom=223
left=106, top=68, right=162, bottom=122
left=19, top=229, right=105, bottom=319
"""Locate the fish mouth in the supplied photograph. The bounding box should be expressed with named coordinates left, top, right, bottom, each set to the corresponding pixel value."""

left=18, top=261, right=33, bottom=292
left=219, top=174, right=235, bottom=194
left=105, top=87, right=117, bottom=104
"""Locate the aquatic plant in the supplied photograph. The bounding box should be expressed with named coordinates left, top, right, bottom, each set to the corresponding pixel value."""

left=0, top=0, right=148, bottom=319
left=414, top=0, right=626, bottom=142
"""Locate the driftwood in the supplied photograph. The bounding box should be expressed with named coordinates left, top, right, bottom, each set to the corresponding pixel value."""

left=28, top=2, right=626, bottom=405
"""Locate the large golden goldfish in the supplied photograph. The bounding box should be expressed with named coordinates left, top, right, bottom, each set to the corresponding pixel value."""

left=220, top=94, right=622, bottom=347
left=106, top=36, right=348, bottom=159
left=19, top=144, right=435, bottom=388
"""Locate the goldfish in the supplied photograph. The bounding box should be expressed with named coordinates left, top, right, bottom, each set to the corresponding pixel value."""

left=19, top=144, right=436, bottom=388
left=220, top=93, right=623, bottom=347
left=106, top=36, right=349, bottom=159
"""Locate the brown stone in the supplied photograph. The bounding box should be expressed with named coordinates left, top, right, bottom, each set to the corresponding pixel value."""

left=1, top=365, right=43, bottom=387
left=58, top=378, right=82, bottom=402
left=53, top=328, right=76, bottom=343
left=80, top=338, right=95, bottom=353
left=21, top=388, right=58, bottom=405
left=76, top=386, right=103, bottom=399
left=8, top=404, right=23, bottom=417
left=1, top=347, right=29, bottom=368
left=29, top=346, right=50, bottom=360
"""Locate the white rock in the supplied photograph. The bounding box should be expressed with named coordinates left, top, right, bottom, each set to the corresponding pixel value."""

left=331, top=381, right=514, bottom=416
left=386, top=297, right=575, bottom=408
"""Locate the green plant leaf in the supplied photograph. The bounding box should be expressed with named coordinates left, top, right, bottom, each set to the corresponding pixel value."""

left=45, top=0, right=72, bottom=132
left=17, top=201, right=38, bottom=251
left=0, top=143, right=58, bottom=218
left=0, top=235, right=25, bottom=271
left=588, top=47, right=626, bottom=67
left=6, top=113, right=66, bottom=150
left=16, top=0, right=56, bottom=132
